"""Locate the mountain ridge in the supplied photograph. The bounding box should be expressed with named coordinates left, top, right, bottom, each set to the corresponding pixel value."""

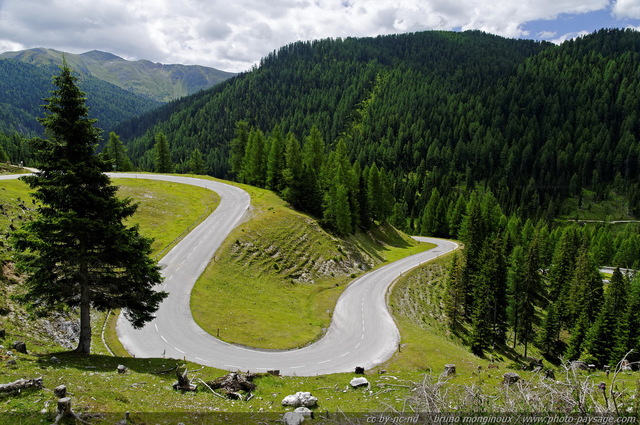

left=0, top=47, right=236, bottom=102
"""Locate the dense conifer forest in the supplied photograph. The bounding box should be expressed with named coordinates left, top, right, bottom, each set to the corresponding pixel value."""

left=3, top=28, right=639, bottom=363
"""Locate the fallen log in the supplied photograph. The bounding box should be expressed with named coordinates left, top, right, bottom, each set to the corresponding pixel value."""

left=0, top=377, right=43, bottom=394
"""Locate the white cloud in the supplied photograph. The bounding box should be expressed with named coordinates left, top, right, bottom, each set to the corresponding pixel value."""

left=550, top=30, right=591, bottom=44
left=0, top=0, right=632, bottom=72
left=613, top=0, right=640, bottom=19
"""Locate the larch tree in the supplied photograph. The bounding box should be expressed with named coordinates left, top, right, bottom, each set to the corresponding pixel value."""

left=11, top=63, right=167, bottom=355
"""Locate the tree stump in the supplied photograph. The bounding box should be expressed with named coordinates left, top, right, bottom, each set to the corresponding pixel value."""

left=544, top=369, right=556, bottom=380
left=117, top=364, right=127, bottom=374
left=173, top=367, right=197, bottom=391
left=57, top=397, right=73, bottom=417
left=54, top=385, right=67, bottom=398
left=444, top=364, right=456, bottom=376
left=355, top=366, right=365, bottom=374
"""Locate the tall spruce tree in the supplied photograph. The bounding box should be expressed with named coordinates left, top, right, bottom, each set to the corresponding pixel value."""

left=581, top=267, right=628, bottom=366
left=188, top=148, right=206, bottom=175
left=11, top=63, right=167, bottom=354
left=153, top=132, right=173, bottom=173
left=519, top=239, right=542, bottom=358
left=103, top=131, right=133, bottom=171
left=612, top=274, right=640, bottom=365
left=507, top=245, right=526, bottom=349
left=444, top=252, right=465, bottom=330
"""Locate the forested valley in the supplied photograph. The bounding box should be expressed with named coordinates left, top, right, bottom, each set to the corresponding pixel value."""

left=2, top=28, right=640, bottom=364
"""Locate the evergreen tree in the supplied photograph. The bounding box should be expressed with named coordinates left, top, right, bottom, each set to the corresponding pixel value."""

left=566, top=312, right=590, bottom=360
left=567, top=246, right=603, bottom=326
left=103, top=131, right=133, bottom=171
left=240, top=128, right=266, bottom=186
left=11, top=63, right=166, bottom=354
left=229, top=120, right=250, bottom=178
left=324, top=182, right=352, bottom=235
left=507, top=245, right=525, bottom=349
left=444, top=252, right=465, bottom=330
left=469, top=237, right=507, bottom=354
left=519, top=239, right=542, bottom=358
left=281, top=132, right=304, bottom=208
left=299, top=125, right=325, bottom=216
left=0, top=144, right=9, bottom=163
left=538, top=301, right=562, bottom=358
left=421, top=188, right=442, bottom=236
left=153, top=132, right=173, bottom=173
left=612, top=274, right=640, bottom=365
left=581, top=267, right=628, bottom=366
left=188, top=148, right=206, bottom=175
left=447, top=192, right=467, bottom=239
left=367, top=162, right=385, bottom=223
left=266, top=126, right=285, bottom=191
left=548, top=227, right=580, bottom=326
left=303, top=125, right=325, bottom=171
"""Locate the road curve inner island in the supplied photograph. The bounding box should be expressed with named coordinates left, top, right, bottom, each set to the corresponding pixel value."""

left=2, top=172, right=458, bottom=376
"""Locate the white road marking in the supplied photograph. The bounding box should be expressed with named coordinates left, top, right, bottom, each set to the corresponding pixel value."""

left=290, top=365, right=305, bottom=369
left=341, top=351, right=351, bottom=357
left=174, top=347, right=186, bottom=354
left=160, top=335, right=168, bottom=343
left=318, top=359, right=332, bottom=364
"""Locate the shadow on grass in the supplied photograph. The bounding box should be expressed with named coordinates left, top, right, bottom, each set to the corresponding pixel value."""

left=348, top=223, right=418, bottom=263
left=33, top=350, right=200, bottom=376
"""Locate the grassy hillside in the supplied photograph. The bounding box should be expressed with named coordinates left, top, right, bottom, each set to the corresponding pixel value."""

left=191, top=181, right=431, bottom=349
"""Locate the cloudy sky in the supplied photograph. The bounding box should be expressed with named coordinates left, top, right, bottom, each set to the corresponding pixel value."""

left=0, top=0, right=638, bottom=73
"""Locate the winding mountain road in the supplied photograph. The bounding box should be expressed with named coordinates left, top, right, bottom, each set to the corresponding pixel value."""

left=113, top=173, right=459, bottom=376
left=2, top=172, right=459, bottom=376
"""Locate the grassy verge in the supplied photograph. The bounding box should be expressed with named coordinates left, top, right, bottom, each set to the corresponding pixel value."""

left=383, top=250, right=485, bottom=376
left=0, top=164, right=27, bottom=175
left=113, top=177, right=220, bottom=257
left=190, top=182, right=431, bottom=350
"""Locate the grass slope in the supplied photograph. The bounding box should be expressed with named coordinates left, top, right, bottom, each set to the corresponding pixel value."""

left=113, top=177, right=220, bottom=257
left=190, top=181, right=431, bottom=349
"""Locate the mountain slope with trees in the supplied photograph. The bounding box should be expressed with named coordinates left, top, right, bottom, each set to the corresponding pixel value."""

left=0, top=58, right=161, bottom=138
left=0, top=48, right=236, bottom=102
left=119, top=29, right=640, bottom=226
